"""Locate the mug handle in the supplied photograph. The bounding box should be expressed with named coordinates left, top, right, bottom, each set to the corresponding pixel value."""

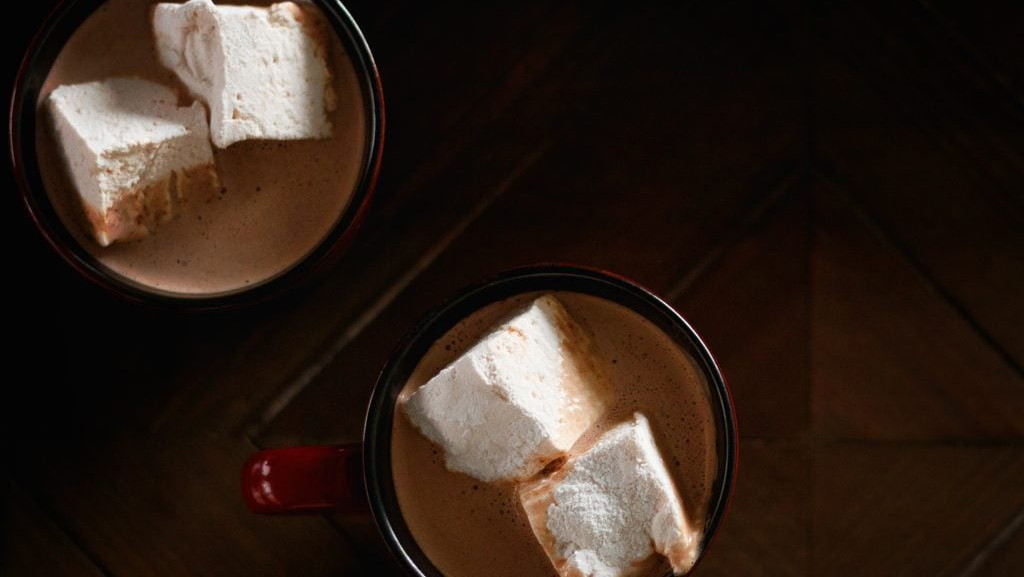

left=242, top=444, right=367, bottom=514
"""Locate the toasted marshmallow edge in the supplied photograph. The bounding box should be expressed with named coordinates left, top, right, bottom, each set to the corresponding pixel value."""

left=402, top=295, right=612, bottom=483
left=153, top=0, right=335, bottom=149
left=46, top=78, right=218, bottom=246
left=520, top=413, right=700, bottom=577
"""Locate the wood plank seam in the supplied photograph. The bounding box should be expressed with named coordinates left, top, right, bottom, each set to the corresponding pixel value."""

left=915, top=0, right=1024, bottom=116
left=809, top=161, right=1024, bottom=379
left=953, top=504, right=1024, bottom=577
left=818, top=3, right=1024, bottom=208
left=248, top=141, right=555, bottom=438
left=7, top=476, right=115, bottom=577
left=806, top=176, right=816, bottom=442
left=245, top=0, right=715, bottom=444
left=664, top=167, right=807, bottom=302
left=797, top=0, right=816, bottom=171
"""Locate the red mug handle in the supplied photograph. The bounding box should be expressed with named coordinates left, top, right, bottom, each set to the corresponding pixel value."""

left=242, top=444, right=367, bottom=514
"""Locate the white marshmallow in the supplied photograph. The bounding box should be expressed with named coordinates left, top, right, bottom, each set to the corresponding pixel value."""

left=520, top=413, right=699, bottom=577
left=47, top=77, right=217, bottom=246
left=153, top=0, right=335, bottom=148
left=403, top=295, right=611, bottom=482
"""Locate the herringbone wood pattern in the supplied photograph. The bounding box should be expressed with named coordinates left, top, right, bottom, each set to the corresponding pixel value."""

left=4, top=0, right=1022, bottom=575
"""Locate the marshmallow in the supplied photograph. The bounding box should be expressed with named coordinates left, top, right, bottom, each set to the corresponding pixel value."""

left=403, top=295, right=612, bottom=482
left=47, top=77, right=218, bottom=246
left=153, top=0, right=335, bottom=148
left=520, top=413, right=699, bottom=577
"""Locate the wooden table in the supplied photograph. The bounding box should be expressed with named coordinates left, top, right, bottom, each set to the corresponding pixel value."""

left=4, top=0, right=1023, bottom=574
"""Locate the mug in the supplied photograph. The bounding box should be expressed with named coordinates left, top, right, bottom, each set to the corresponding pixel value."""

left=9, top=0, right=384, bottom=310
left=243, top=265, right=738, bottom=575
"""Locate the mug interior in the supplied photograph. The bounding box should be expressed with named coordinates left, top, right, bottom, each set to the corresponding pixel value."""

left=9, top=0, right=383, bottom=310
left=364, top=265, right=737, bottom=576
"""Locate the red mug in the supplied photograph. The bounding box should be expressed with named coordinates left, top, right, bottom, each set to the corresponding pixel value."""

left=242, top=265, right=738, bottom=575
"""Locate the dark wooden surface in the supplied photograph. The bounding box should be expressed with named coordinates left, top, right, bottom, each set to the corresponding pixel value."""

left=4, top=0, right=1023, bottom=575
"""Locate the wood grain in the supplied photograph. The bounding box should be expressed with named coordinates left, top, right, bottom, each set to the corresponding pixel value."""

left=0, top=478, right=105, bottom=577
left=4, top=0, right=1024, bottom=574
left=811, top=181, right=1024, bottom=440
left=813, top=444, right=1024, bottom=575
left=922, top=0, right=1024, bottom=104
left=673, top=179, right=811, bottom=439
left=13, top=435, right=360, bottom=577
left=971, top=518, right=1024, bottom=577
left=255, top=3, right=804, bottom=569
left=696, top=441, right=811, bottom=577
left=257, top=0, right=804, bottom=446
left=812, top=0, right=1024, bottom=369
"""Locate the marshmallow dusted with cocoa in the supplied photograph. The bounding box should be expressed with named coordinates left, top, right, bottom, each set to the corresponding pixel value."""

left=520, top=413, right=700, bottom=577
left=47, top=77, right=218, bottom=246
left=402, top=295, right=612, bottom=482
left=153, top=0, right=335, bottom=148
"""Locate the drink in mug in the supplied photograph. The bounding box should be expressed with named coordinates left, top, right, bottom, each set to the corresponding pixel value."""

left=243, top=267, right=737, bottom=577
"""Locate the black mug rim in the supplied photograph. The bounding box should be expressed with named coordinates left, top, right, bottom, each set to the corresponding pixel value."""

left=8, top=0, right=385, bottom=311
left=364, top=264, right=738, bottom=576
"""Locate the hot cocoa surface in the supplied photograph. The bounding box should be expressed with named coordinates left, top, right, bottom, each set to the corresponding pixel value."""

left=392, top=291, right=719, bottom=576
left=35, top=0, right=367, bottom=295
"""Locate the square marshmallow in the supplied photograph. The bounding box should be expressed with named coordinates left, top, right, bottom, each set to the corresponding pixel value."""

left=47, top=77, right=217, bottom=246
left=520, top=413, right=699, bottom=577
left=153, top=0, right=335, bottom=148
left=402, top=295, right=612, bottom=482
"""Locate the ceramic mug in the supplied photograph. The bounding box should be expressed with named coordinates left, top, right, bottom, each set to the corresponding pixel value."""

left=242, top=265, right=737, bottom=575
left=10, top=0, right=384, bottom=310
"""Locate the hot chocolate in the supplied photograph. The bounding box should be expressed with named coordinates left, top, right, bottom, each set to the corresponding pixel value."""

left=34, top=0, right=367, bottom=296
left=391, top=291, right=719, bottom=576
